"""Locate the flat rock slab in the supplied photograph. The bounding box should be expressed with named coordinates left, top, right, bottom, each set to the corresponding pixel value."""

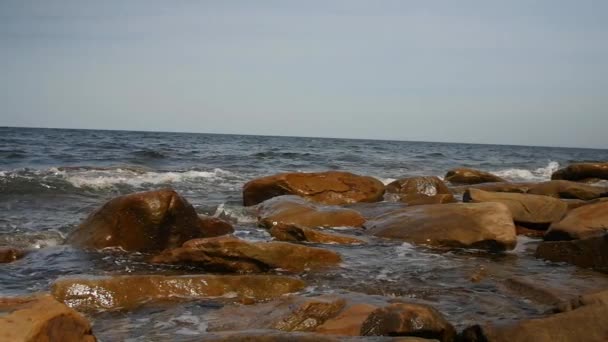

left=365, top=202, right=517, bottom=251
left=527, top=180, right=608, bottom=200
left=152, top=235, right=342, bottom=273
left=52, top=274, right=305, bottom=311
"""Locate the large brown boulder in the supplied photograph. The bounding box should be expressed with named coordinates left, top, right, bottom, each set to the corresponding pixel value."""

left=0, top=295, right=96, bottom=341
left=269, top=223, right=364, bottom=245
left=444, top=168, right=505, bottom=185
left=527, top=180, right=608, bottom=200
left=535, top=234, right=608, bottom=273
left=0, top=247, right=26, bottom=263
left=68, top=189, right=206, bottom=252
left=461, top=301, right=608, bottom=342
left=365, top=202, right=517, bottom=251
left=51, top=274, right=305, bottom=311
left=463, top=188, right=568, bottom=226
left=243, top=171, right=385, bottom=206
left=386, top=176, right=454, bottom=205
left=544, top=201, right=608, bottom=240
left=361, top=303, right=456, bottom=341
left=551, top=162, right=608, bottom=181
left=151, top=235, right=341, bottom=273
left=258, top=196, right=365, bottom=229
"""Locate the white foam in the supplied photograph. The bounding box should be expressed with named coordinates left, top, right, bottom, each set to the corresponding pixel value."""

left=491, top=161, right=559, bottom=182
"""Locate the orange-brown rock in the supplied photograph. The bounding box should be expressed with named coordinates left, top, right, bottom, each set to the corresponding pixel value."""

left=315, top=303, right=379, bottom=336
left=68, top=188, right=203, bottom=252
left=551, top=162, right=608, bottom=181
left=527, top=180, right=608, bottom=200
left=0, top=294, right=96, bottom=341
left=151, top=235, right=341, bottom=273
left=401, top=194, right=457, bottom=206
left=365, top=202, right=517, bottom=251
left=444, top=168, right=505, bottom=185
left=461, top=301, right=608, bottom=342
left=198, top=215, right=234, bottom=237
left=386, top=176, right=454, bottom=205
left=269, top=223, right=364, bottom=245
left=361, top=303, right=456, bottom=341
left=535, top=235, right=608, bottom=273
left=0, top=247, right=26, bottom=263
left=258, top=196, right=365, bottom=229
left=51, top=274, right=305, bottom=311
left=515, top=225, right=545, bottom=238
left=243, top=171, right=385, bottom=206
left=450, top=182, right=535, bottom=196
left=544, top=201, right=608, bottom=241
left=464, top=188, right=568, bottom=226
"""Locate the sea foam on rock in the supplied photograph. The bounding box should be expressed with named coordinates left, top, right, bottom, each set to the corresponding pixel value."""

left=151, top=235, right=342, bottom=273
left=257, top=195, right=366, bottom=229
left=68, top=188, right=228, bottom=252
left=52, top=274, right=305, bottom=311
left=243, top=171, right=385, bottom=206
left=385, top=176, right=455, bottom=205
left=365, top=202, right=517, bottom=251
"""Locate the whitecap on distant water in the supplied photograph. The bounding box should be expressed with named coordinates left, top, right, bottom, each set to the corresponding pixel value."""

left=491, top=161, right=559, bottom=182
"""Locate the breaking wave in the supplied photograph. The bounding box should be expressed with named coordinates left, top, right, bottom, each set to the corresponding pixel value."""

left=491, top=161, right=559, bottom=182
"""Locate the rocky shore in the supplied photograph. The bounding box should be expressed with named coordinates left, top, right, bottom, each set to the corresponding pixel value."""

left=2, top=162, right=608, bottom=341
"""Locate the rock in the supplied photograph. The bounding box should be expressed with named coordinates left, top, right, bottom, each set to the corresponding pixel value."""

left=527, top=180, right=608, bottom=200
left=515, top=225, right=545, bottom=238
left=68, top=188, right=203, bottom=252
left=400, top=194, right=457, bottom=206
left=200, top=330, right=342, bottom=342
left=51, top=274, right=305, bottom=311
left=544, top=201, right=608, bottom=241
left=258, top=196, right=365, bottom=229
left=557, top=289, right=608, bottom=312
left=345, top=202, right=408, bottom=220
left=199, top=215, right=234, bottom=237
left=316, top=304, right=379, bottom=336
left=551, top=162, right=608, bottom=181
left=461, top=302, right=608, bottom=342
left=0, top=294, right=96, bottom=341
left=386, top=176, right=451, bottom=196
left=450, top=182, right=535, bottom=195
left=243, top=171, right=385, bottom=206
left=270, top=223, right=364, bottom=245
left=463, top=188, right=568, bottom=226
left=0, top=247, right=26, bottom=263
left=444, top=168, right=505, bottom=185
left=151, top=236, right=342, bottom=273
left=501, top=277, right=566, bottom=306
left=535, top=234, right=608, bottom=273
left=360, top=303, right=456, bottom=341
left=365, top=202, right=517, bottom=251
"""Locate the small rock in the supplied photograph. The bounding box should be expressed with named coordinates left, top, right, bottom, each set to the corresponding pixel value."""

left=0, top=247, right=27, bottom=263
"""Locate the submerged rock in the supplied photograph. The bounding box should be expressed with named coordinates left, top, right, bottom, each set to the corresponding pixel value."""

left=258, top=195, right=365, bottom=229
left=151, top=235, right=341, bottom=272
left=51, top=274, right=305, bottom=311
left=544, top=201, right=608, bottom=241
left=361, top=303, right=456, bottom=342
left=68, top=188, right=204, bottom=252
left=551, top=162, right=608, bottom=181
left=535, top=234, right=608, bottom=273
left=0, top=247, right=27, bottom=263
left=365, top=202, right=517, bottom=250
left=461, top=301, right=608, bottom=342
left=444, top=168, right=505, bottom=185
left=527, top=180, right=608, bottom=200
left=270, top=223, right=364, bottom=245
left=463, top=188, right=568, bottom=226
left=243, top=171, right=385, bottom=206
left=0, top=294, right=96, bottom=341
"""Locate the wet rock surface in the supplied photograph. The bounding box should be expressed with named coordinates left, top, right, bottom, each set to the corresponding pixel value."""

left=544, top=201, right=608, bottom=241
left=463, top=188, right=568, bottom=226
left=444, top=168, right=506, bottom=185
left=0, top=294, right=96, bottom=342
left=198, top=215, right=235, bottom=237
left=551, top=162, right=608, bottom=181
left=151, top=235, right=342, bottom=272
left=386, top=176, right=454, bottom=205
left=365, top=202, right=517, bottom=250
left=243, top=171, right=386, bottom=206
left=67, top=188, right=203, bottom=252
left=257, top=195, right=366, bottom=229
left=535, top=234, right=608, bottom=273
left=51, top=274, right=305, bottom=311
left=0, top=247, right=27, bottom=263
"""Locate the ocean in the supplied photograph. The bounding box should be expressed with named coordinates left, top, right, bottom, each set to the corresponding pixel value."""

left=2, top=126, right=608, bottom=340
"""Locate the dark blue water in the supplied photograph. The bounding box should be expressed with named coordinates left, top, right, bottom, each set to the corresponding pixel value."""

left=2, top=127, right=608, bottom=341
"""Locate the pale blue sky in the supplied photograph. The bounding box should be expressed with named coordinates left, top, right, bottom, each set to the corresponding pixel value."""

left=1, top=1, right=607, bottom=148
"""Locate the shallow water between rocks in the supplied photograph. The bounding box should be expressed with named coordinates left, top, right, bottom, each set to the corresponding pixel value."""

left=2, top=127, right=608, bottom=340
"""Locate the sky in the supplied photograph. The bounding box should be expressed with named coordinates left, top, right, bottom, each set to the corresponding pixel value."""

left=0, top=1, right=607, bottom=148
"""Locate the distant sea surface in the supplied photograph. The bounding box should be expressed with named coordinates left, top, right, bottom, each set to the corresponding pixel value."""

left=2, top=126, right=608, bottom=340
